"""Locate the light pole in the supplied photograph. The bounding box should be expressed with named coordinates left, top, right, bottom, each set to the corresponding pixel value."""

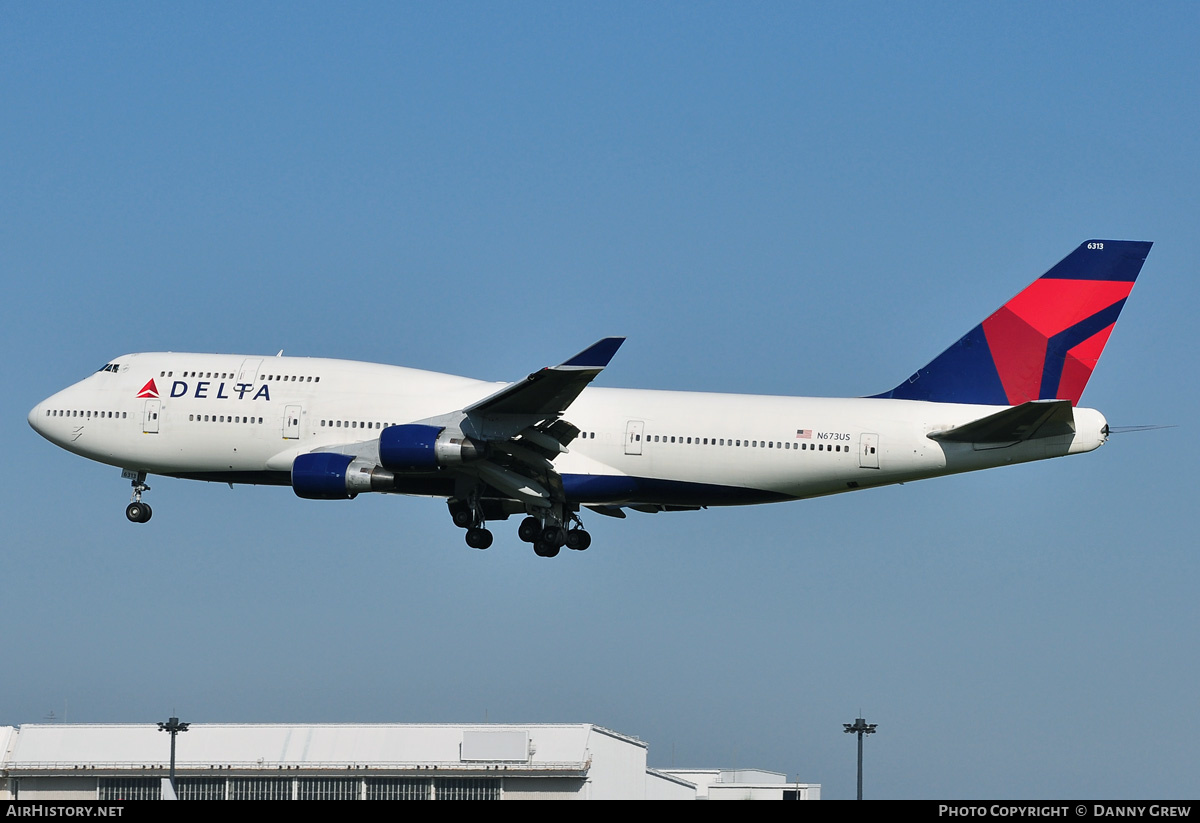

left=157, top=716, right=190, bottom=796
left=843, top=716, right=876, bottom=800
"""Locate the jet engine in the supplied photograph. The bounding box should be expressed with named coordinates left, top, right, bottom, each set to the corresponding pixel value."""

left=292, top=452, right=395, bottom=499
left=379, top=424, right=484, bottom=472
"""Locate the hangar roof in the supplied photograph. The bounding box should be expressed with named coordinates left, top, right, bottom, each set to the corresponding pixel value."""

left=4, top=723, right=642, bottom=772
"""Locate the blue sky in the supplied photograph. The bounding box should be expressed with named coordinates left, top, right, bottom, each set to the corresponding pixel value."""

left=3, top=2, right=1197, bottom=799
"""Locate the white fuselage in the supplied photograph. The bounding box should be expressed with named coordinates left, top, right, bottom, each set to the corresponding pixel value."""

left=29, top=352, right=1108, bottom=508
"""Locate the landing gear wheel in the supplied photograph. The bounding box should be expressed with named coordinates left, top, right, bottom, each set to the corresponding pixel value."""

left=565, top=529, right=591, bottom=551
left=465, top=527, right=493, bottom=550
left=452, top=509, right=474, bottom=529
left=518, top=516, right=542, bottom=543
left=541, top=526, right=566, bottom=549
left=126, top=502, right=152, bottom=523
left=534, top=539, right=561, bottom=558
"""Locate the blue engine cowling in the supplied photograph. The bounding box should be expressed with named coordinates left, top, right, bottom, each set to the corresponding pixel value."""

left=292, top=452, right=395, bottom=499
left=379, top=424, right=483, bottom=472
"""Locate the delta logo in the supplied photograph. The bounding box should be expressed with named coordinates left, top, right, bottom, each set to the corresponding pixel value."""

left=134, top=378, right=271, bottom=402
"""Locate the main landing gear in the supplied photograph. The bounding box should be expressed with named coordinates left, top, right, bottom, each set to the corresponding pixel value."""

left=517, top=513, right=591, bottom=558
left=465, top=527, right=494, bottom=550
left=449, top=496, right=494, bottom=550
left=125, top=472, right=152, bottom=523
left=449, top=497, right=591, bottom=557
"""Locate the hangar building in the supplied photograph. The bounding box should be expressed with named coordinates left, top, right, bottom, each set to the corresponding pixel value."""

left=0, top=723, right=819, bottom=801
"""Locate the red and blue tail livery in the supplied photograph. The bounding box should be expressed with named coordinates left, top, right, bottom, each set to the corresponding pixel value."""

left=875, top=240, right=1152, bottom=406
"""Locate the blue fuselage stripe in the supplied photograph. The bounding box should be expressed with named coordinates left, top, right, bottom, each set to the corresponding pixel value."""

left=560, top=473, right=790, bottom=506
left=170, top=469, right=789, bottom=507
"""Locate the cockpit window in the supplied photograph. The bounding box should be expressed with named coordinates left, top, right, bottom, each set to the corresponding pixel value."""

left=97, top=363, right=119, bottom=373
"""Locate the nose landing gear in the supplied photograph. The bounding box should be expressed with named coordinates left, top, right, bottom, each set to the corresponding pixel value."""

left=125, top=471, right=152, bottom=523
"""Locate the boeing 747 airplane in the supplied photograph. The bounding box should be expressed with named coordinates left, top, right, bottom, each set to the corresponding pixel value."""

left=29, top=240, right=1151, bottom=557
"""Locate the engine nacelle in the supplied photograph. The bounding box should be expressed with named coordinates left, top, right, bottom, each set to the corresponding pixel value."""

left=379, top=424, right=483, bottom=472
left=292, top=452, right=395, bottom=500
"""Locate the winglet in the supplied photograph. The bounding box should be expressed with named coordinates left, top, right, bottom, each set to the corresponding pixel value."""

left=559, top=337, right=625, bottom=370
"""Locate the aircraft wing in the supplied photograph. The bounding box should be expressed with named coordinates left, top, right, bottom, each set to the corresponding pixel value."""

left=456, top=338, right=624, bottom=506
left=465, top=337, right=625, bottom=418
left=344, top=337, right=621, bottom=510
left=304, top=339, right=625, bottom=510
left=296, top=339, right=626, bottom=511
left=927, top=399, right=1076, bottom=447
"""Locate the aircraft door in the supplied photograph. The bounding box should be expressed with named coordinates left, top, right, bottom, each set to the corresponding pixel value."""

left=142, top=400, right=161, bottom=434
left=859, top=433, right=879, bottom=469
left=283, top=405, right=302, bottom=440
left=237, top=358, right=263, bottom=384
left=624, top=420, right=644, bottom=455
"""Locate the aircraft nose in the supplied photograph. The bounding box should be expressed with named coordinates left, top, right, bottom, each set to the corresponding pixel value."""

left=28, top=400, right=45, bottom=434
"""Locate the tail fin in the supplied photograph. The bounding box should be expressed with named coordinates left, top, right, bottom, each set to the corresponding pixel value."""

left=874, top=240, right=1152, bottom=406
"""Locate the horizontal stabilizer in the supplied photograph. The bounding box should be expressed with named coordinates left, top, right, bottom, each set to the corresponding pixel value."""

left=928, top=399, right=1075, bottom=445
